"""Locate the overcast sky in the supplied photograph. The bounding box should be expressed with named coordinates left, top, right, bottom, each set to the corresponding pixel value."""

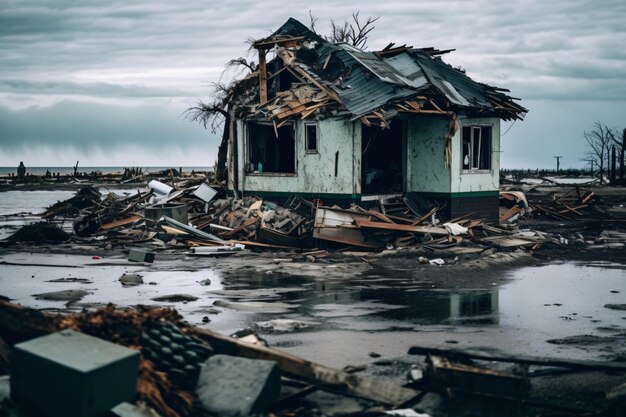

left=0, top=0, right=624, bottom=168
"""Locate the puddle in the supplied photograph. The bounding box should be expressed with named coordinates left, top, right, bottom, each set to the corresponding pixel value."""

left=0, top=251, right=625, bottom=369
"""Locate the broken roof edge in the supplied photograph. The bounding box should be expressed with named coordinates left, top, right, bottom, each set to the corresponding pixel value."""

left=254, top=17, right=328, bottom=50
left=238, top=18, right=528, bottom=122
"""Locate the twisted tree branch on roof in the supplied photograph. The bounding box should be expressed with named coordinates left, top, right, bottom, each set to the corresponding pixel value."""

left=309, top=11, right=380, bottom=49
left=308, top=10, right=318, bottom=33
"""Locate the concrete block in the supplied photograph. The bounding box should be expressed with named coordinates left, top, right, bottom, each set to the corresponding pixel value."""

left=11, top=330, right=139, bottom=417
left=195, top=354, right=281, bottom=416
left=128, top=249, right=155, bottom=263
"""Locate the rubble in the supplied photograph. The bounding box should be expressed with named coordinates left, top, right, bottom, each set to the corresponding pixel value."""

left=195, top=355, right=281, bottom=416
left=3, top=179, right=577, bottom=260
left=1, top=300, right=625, bottom=417
left=3, top=177, right=626, bottom=271
left=7, top=222, right=69, bottom=244
left=0, top=301, right=420, bottom=417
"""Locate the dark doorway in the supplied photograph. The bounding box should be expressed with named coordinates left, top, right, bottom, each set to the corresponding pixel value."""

left=248, top=122, right=295, bottom=174
left=361, top=120, right=405, bottom=194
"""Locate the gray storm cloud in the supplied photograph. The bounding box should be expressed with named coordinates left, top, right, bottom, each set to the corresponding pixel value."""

left=0, top=0, right=624, bottom=167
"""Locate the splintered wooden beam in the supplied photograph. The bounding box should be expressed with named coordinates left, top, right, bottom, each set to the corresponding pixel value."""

left=253, top=36, right=305, bottom=49
left=428, top=99, right=443, bottom=112
left=188, top=326, right=420, bottom=406
left=100, top=215, right=143, bottom=230
left=322, top=53, right=333, bottom=70
left=354, top=219, right=450, bottom=235
left=426, top=355, right=529, bottom=399
left=290, top=65, right=342, bottom=104
left=258, top=48, right=268, bottom=104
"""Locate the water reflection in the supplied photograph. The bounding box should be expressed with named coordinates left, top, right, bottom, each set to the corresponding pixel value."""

left=219, top=269, right=500, bottom=327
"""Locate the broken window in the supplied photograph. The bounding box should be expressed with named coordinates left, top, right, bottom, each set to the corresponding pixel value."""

left=462, top=126, right=492, bottom=170
left=247, top=122, right=296, bottom=174
left=305, top=123, right=318, bottom=153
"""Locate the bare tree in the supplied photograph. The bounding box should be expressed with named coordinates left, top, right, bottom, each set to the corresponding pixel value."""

left=185, top=82, right=235, bottom=182
left=607, top=127, right=626, bottom=183
left=310, top=12, right=380, bottom=49
left=308, top=10, right=318, bottom=33
left=584, top=121, right=617, bottom=181
left=185, top=45, right=259, bottom=182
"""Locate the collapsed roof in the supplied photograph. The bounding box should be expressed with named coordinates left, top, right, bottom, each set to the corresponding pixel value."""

left=230, top=18, right=527, bottom=128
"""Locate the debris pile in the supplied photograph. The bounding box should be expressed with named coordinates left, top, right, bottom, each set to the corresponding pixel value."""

left=529, top=187, right=597, bottom=221
left=2, top=301, right=625, bottom=417
left=4, top=179, right=594, bottom=261
left=7, top=222, right=69, bottom=244
left=0, top=301, right=419, bottom=417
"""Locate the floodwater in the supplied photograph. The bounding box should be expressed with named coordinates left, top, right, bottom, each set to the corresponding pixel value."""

left=0, top=251, right=624, bottom=371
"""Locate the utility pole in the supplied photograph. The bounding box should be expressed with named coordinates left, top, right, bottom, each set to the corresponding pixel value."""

left=554, top=156, right=562, bottom=174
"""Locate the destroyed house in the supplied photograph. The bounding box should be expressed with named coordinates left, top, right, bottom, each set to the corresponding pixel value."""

left=226, top=18, right=527, bottom=222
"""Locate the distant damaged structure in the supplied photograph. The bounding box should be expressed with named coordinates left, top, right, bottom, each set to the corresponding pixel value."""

left=224, top=18, right=527, bottom=221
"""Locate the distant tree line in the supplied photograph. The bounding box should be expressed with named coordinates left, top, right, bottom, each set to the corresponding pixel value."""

left=500, top=168, right=592, bottom=183
left=583, top=121, right=625, bottom=184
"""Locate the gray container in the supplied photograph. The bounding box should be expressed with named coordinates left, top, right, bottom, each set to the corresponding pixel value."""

left=144, top=203, right=188, bottom=224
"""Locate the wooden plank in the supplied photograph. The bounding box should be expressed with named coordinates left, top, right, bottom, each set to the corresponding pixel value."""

left=408, top=346, right=626, bottom=371
left=428, top=99, right=443, bottom=112
left=322, top=53, right=333, bottom=70
left=411, top=207, right=438, bottom=226
left=231, top=240, right=294, bottom=250
left=354, top=219, right=449, bottom=235
left=253, top=36, right=305, bottom=49
left=557, top=203, right=586, bottom=215
left=218, top=216, right=259, bottom=238
left=188, top=326, right=419, bottom=405
left=258, top=48, right=267, bottom=104
left=275, top=104, right=308, bottom=119
left=161, top=225, right=189, bottom=235
left=499, top=206, right=522, bottom=223
left=100, top=215, right=143, bottom=230
left=426, top=355, right=529, bottom=399
left=312, top=208, right=383, bottom=248
left=290, top=65, right=342, bottom=104
left=582, top=192, right=595, bottom=204
left=366, top=210, right=395, bottom=224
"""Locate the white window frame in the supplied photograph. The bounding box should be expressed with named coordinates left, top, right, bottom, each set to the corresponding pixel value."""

left=462, top=124, right=492, bottom=172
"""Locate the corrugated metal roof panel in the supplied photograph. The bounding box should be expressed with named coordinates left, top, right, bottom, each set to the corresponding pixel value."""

left=384, top=53, right=428, bottom=89
left=339, top=45, right=404, bottom=84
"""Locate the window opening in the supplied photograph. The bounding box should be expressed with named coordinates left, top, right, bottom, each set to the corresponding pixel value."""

left=247, top=122, right=295, bottom=174
left=305, top=124, right=318, bottom=153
